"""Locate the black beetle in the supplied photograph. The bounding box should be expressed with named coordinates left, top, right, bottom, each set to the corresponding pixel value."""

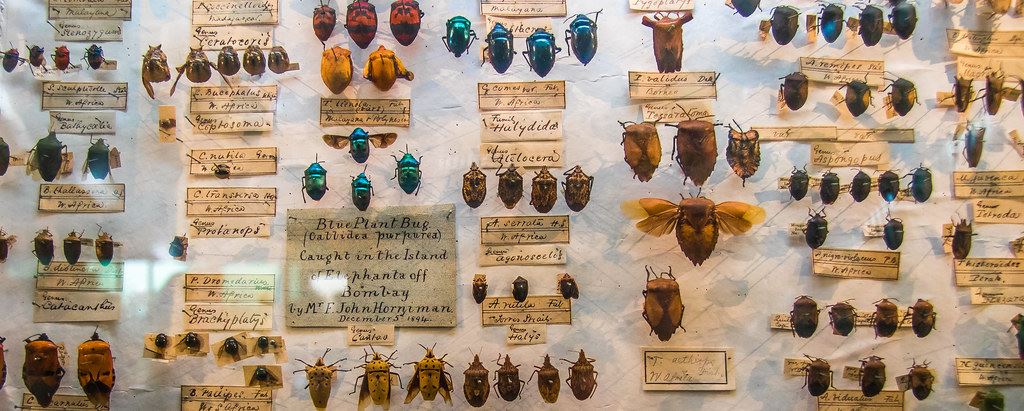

left=877, top=170, right=900, bottom=202
left=790, top=295, right=820, bottom=338
left=951, top=218, right=973, bottom=260
left=183, top=332, right=202, bottom=352
left=843, top=80, right=872, bottom=117
left=859, top=356, right=886, bottom=397
left=850, top=170, right=872, bottom=203
left=789, top=166, right=810, bottom=200
left=805, top=209, right=829, bottom=249
left=33, top=132, right=67, bottom=182
left=985, top=71, right=1006, bottom=115
left=33, top=229, right=55, bottom=266
left=907, top=165, right=932, bottom=202
left=964, top=124, right=985, bottom=168
left=217, top=46, right=241, bottom=76
left=886, top=78, right=917, bottom=116
left=512, top=276, right=528, bottom=302
left=770, top=6, right=800, bottom=46
left=780, top=72, right=809, bottom=111
left=819, top=4, right=845, bottom=44
left=906, top=299, right=936, bottom=338
left=472, top=274, right=487, bottom=304
left=827, top=300, right=856, bottom=336
left=908, top=361, right=933, bottom=400
left=872, top=298, right=900, bottom=338
left=497, top=164, right=524, bottom=209
left=63, top=231, right=83, bottom=265
left=222, top=337, right=242, bottom=359
left=0, top=137, right=10, bottom=176
left=953, top=77, right=974, bottom=113
left=888, top=1, right=917, bottom=40
left=819, top=171, right=840, bottom=204
left=803, top=356, right=832, bottom=397
left=558, top=273, right=579, bottom=300
left=154, top=333, right=169, bottom=349
left=883, top=216, right=904, bottom=250
left=95, top=230, right=114, bottom=266
left=858, top=5, right=884, bottom=47
left=732, top=0, right=760, bottom=17
left=256, top=336, right=272, bottom=353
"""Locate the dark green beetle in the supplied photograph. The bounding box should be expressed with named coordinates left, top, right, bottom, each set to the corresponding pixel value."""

left=85, top=138, right=112, bottom=180
left=392, top=148, right=422, bottom=195
left=907, top=165, right=932, bottom=202
left=886, top=78, right=917, bottom=117
left=819, top=4, right=845, bottom=44
left=523, top=29, right=562, bottom=78
left=877, top=170, right=900, bottom=202
left=789, top=166, right=809, bottom=200
left=888, top=1, right=917, bottom=41
left=484, top=23, right=515, bottom=74
left=858, top=5, right=884, bottom=47
left=850, top=170, right=872, bottom=202
left=769, top=6, right=800, bottom=46
left=33, top=132, right=67, bottom=182
left=883, top=216, right=904, bottom=250
left=819, top=171, right=840, bottom=204
left=0, top=137, right=10, bottom=176
left=302, top=157, right=329, bottom=202
left=168, top=235, right=188, bottom=260
left=565, top=11, right=600, bottom=65
left=323, top=129, right=397, bottom=164
left=1011, top=314, right=1024, bottom=359
left=351, top=169, right=373, bottom=211
left=805, top=209, right=829, bottom=249
left=973, top=389, right=1004, bottom=411
left=442, top=16, right=477, bottom=58
left=964, top=124, right=985, bottom=168
left=843, top=80, right=872, bottom=117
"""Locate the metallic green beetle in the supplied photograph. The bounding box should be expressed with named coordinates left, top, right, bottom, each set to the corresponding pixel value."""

left=33, top=132, right=67, bottom=182
left=302, top=157, right=329, bottom=202
left=392, top=148, right=422, bottom=195
left=351, top=169, right=373, bottom=211
left=85, top=138, right=112, bottom=180
left=442, top=16, right=477, bottom=58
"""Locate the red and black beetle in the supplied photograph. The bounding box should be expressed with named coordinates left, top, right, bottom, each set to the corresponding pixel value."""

left=346, top=0, right=379, bottom=49
left=389, top=0, right=424, bottom=46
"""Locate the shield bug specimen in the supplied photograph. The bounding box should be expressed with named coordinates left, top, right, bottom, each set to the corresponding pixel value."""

left=953, top=77, right=974, bottom=113
left=472, top=274, right=487, bottom=304
left=818, top=4, right=845, bottom=44
left=404, top=344, right=453, bottom=404
left=974, top=389, right=1005, bottom=410
left=63, top=231, right=83, bottom=265
left=803, top=355, right=832, bottom=397
left=484, top=23, right=515, bottom=73
left=390, top=0, right=424, bottom=47
left=908, top=165, right=932, bottom=202
left=364, top=45, right=414, bottom=91
left=642, top=266, right=684, bottom=341
left=95, top=230, right=114, bottom=266
left=78, top=332, right=115, bottom=409
left=666, top=118, right=717, bottom=186
left=964, top=124, right=985, bottom=168
left=217, top=46, right=241, bottom=76
left=985, top=71, right=1006, bottom=115
left=789, top=166, right=810, bottom=200
left=889, top=1, right=917, bottom=40
left=563, top=165, right=593, bottom=212
left=1011, top=314, right=1024, bottom=359
left=565, top=11, right=600, bottom=65
left=529, top=355, right=560, bottom=403
left=296, top=349, right=344, bottom=409
left=313, top=0, right=338, bottom=43
left=805, top=209, right=829, bottom=249
left=354, top=348, right=402, bottom=411
left=346, top=0, right=378, bottom=49
left=218, top=336, right=245, bottom=362
left=255, top=336, right=273, bottom=354
left=497, top=164, right=524, bottom=209
left=463, top=354, right=490, bottom=407
left=877, top=170, right=900, bottom=202
left=904, top=299, right=936, bottom=338
left=0, top=137, right=9, bottom=176
left=28, top=45, right=46, bottom=70
left=321, top=46, right=353, bottom=94
left=790, top=295, right=820, bottom=338
left=324, top=128, right=398, bottom=164
left=523, top=29, right=562, bottom=78
left=780, top=72, right=809, bottom=111
left=248, top=365, right=280, bottom=388
left=302, top=157, right=329, bottom=202
left=392, top=148, right=422, bottom=195
left=512, top=276, right=529, bottom=302
left=886, top=77, right=917, bottom=117
left=34, top=229, right=55, bottom=266
left=2, top=48, right=24, bottom=72
left=819, top=171, right=840, bottom=204
left=351, top=170, right=373, bottom=211
left=908, top=361, right=934, bottom=401
left=951, top=218, right=974, bottom=260
left=770, top=6, right=800, bottom=45
left=558, top=273, right=579, bottom=299
left=850, top=170, right=872, bottom=203
left=179, top=332, right=204, bottom=354
left=493, top=354, right=524, bottom=402
left=842, top=80, right=872, bottom=117
left=872, top=298, right=900, bottom=338
left=84, top=45, right=105, bottom=70
left=726, top=121, right=760, bottom=186
left=530, top=166, right=558, bottom=213
left=243, top=45, right=266, bottom=76
left=267, top=46, right=291, bottom=74
left=731, top=0, right=760, bottom=17
left=168, top=235, right=188, bottom=260
left=463, top=163, right=487, bottom=209
left=828, top=300, right=856, bottom=336
left=858, top=5, right=884, bottom=47
left=141, top=45, right=171, bottom=99
left=443, top=16, right=477, bottom=58
left=859, top=356, right=886, bottom=397
left=620, top=121, right=661, bottom=182
left=642, top=12, right=693, bottom=73
left=52, top=45, right=76, bottom=71
left=631, top=196, right=765, bottom=266
left=0, top=336, right=5, bottom=389
left=562, top=350, right=597, bottom=401
left=24, top=334, right=65, bottom=407
left=0, top=229, right=15, bottom=263
left=85, top=138, right=113, bottom=180
left=33, top=132, right=66, bottom=182
left=883, top=216, right=904, bottom=250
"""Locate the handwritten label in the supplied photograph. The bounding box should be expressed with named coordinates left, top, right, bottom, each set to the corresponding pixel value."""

left=957, top=56, right=1024, bottom=79
left=954, top=171, right=1024, bottom=198
left=480, top=110, right=562, bottom=142
left=187, top=113, right=274, bottom=134
left=21, top=393, right=93, bottom=410
left=480, top=216, right=570, bottom=245
left=190, top=25, right=273, bottom=51
left=33, top=290, right=120, bottom=322
left=948, top=29, right=1024, bottom=57
left=42, top=82, right=127, bottom=111
left=481, top=296, right=571, bottom=325
left=811, top=248, right=900, bottom=280
left=642, top=348, right=735, bottom=391
left=816, top=390, right=904, bottom=410
left=479, top=244, right=566, bottom=266
left=53, top=20, right=123, bottom=41
left=955, top=259, right=1024, bottom=286
left=784, top=358, right=811, bottom=377
left=480, top=0, right=567, bottom=17
left=189, top=216, right=271, bottom=238
left=183, top=303, right=272, bottom=331
left=630, top=0, right=694, bottom=11
left=628, top=71, right=718, bottom=100
left=285, top=205, right=457, bottom=328
left=38, top=183, right=125, bottom=213
left=973, top=199, right=1024, bottom=224
left=970, top=287, right=1024, bottom=305
left=320, top=98, right=411, bottom=127
left=507, top=323, right=546, bottom=345
left=484, top=15, right=552, bottom=37
left=348, top=324, right=396, bottom=346
left=185, top=274, right=275, bottom=303
left=755, top=126, right=837, bottom=142
left=37, top=262, right=123, bottom=291
left=188, top=147, right=278, bottom=177
left=955, top=358, right=1024, bottom=385
left=49, top=111, right=116, bottom=134
left=185, top=187, right=277, bottom=216
left=799, top=57, right=885, bottom=86
left=192, top=0, right=279, bottom=25
left=836, top=128, right=915, bottom=143
left=478, top=81, right=566, bottom=111
left=479, top=142, right=563, bottom=169
left=811, top=141, right=890, bottom=167
left=190, top=86, right=278, bottom=113
left=48, top=0, right=132, bottom=20
left=180, top=386, right=272, bottom=411
left=641, top=99, right=714, bottom=123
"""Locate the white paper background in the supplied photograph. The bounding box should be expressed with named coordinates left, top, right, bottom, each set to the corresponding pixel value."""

left=1, top=0, right=1023, bottom=409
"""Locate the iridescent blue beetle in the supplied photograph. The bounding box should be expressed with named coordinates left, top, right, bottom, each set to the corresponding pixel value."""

left=484, top=23, right=515, bottom=74
left=302, top=156, right=329, bottom=202
left=351, top=167, right=373, bottom=211
left=442, top=16, right=478, bottom=58
left=523, top=29, right=562, bottom=78
left=564, top=10, right=601, bottom=66
left=323, top=129, right=398, bottom=164
left=392, top=147, right=422, bottom=195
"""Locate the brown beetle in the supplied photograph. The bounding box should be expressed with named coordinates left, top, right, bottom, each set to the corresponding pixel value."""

left=953, top=76, right=974, bottom=113
left=951, top=218, right=973, bottom=260
left=33, top=229, right=55, bottom=267
left=642, top=266, right=684, bottom=341
left=296, top=349, right=344, bottom=409
left=363, top=45, right=414, bottom=91
left=171, top=47, right=226, bottom=96
left=790, top=295, right=820, bottom=338
left=530, top=166, right=558, bottom=213
left=641, top=12, right=693, bottom=73
left=313, top=0, right=338, bottom=43
left=562, top=165, right=593, bottom=212
left=666, top=119, right=717, bottom=186
left=0, top=229, right=15, bottom=263
left=859, top=356, right=886, bottom=397
left=268, top=46, right=291, bottom=74
left=217, top=46, right=241, bottom=76
left=496, top=164, right=524, bottom=209
left=23, top=334, right=65, bottom=407
left=558, top=273, right=578, bottom=300
left=472, top=274, right=487, bottom=304
left=629, top=196, right=765, bottom=266
left=985, top=71, right=1006, bottom=115
left=512, top=276, right=529, bottom=302
left=404, top=344, right=453, bottom=405
left=141, top=45, right=171, bottom=99
left=28, top=45, right=46, bottom=70
left=529, top=355, right=560, bottom=403
left=493, top=354, right=524, bottom=402
left=78, top=332, right=115, bottom=409
left=904, top=299, right=936, bottom=338
left=321, top=46, right=353, bottom=94
left=463, top=353, right=490, bottom=407
left=802, top=355, right=832, bottom=397
left=0, top=336, right=6, bottom=390
left=64, top=231, right=83, bottom=265
left=52, top=45, right=77, bottom=71
left=620, top=121, right=661, bottom=182
left=95, top=230, right=115, bottom=266
left=872, top=298, right=900, bottom=338
left=827, top=300, right=857, bottom=336
left=243, top=45, right=267, bottom=76
left=726, top=122, right=760, bottom=186
left=908, top=360, right=934, bottom=401
left=462, top=163, right=487, bottom=209
left=562, top=350, right=597, bottom=400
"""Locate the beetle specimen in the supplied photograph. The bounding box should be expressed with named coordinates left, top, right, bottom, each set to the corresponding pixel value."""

left=353, top=348, right=402, bottom=411
left=951, top=218, right=974, bottom=260
left=964, top=124, right=985, bottom=168
left=886, top=77, right=917, bottom=116
left=390, top=0, right=424, bottom=46
left=0, top=137, right=9, bottom=176
left=780, top=72, right=809, bottom=111
left=974, top=389, right=1005, bottom=411
left=346, top=0, right=378, bottom=50
left=321, top=46, right=354, bottom=94
left=529, top=355, right=560, bottom=403
left=78, top=332, right=115, bottom=408
left=217, top=46, right=241, bottom=76
left=141, top=45, right=171, bottom=99
left=267, top=46, right=291, bottom=74
left=0, top=336, right=5, bottom=389
left=483, top=23, right=515, bottom=73
left=168, top=235, right=188, bottom=261
left=565, top=11, right=600, bottom=65
left=630, top=196, right=765, bottom=266
left=562, top=165, right=593, bottom=212
left=666, top=118, right=717, bottom=186
left=642, top=12, right=692, bottom=73
left=908, top=165, right=932, bottom=202
left=903, top=299, right=936, bottom=338
left=530, top=166, right=558, bottom=213
left=850, top=170, right=872, bottom=203
left=392, top=148, right=422, bottom=195
left=95, top=230, right=114, bottom=266
left=64, top=231, right=83, bottom=265
left=819, top=171, right=840, bottom=204
left=463, top=163, right=487, bottom=209
left=790, top=295, right=820, bottom=338
left=889, top=1, right=917, bottom=40
left=52, top=45, right=77, bottom=71
left=23, top=334, right=65, bottom=407
left=463, top=353, right=490, bottom=407
left=512, top=276, right=529, bottom=302
left=243, top=45, right=266, bottom=76
left=859, top=356, right=886, bottom=397
left=842, top=80, right=872, bottom=117
left=858, top=5, right=884, bottom=47
left=726, top=122, right=760, bottom=186
left=818, top=4, right=845, bottom=44
left=218, top=336, right=246, bottom=362
left=1, top=48, right=25, bottom=72
left=313, top=1, right=338, bottom=43
left=443, top=16, right=477, bottom=58
left=985, top=71, right=1006, bottom=115
left=883, top=216, right=904, bottom=250
left=558, top=273, right=579, bottom=300
left=404, top=344, right=453, bottom=404
left=178, top=332, right=204, bottom=355
left=872, top=298, right=900, bottom=338
left=84, top=45, right=106, bottom=70
left=28, top=45, right=46, bottom=70
left=523, top=29, right=562, bottom=78
left=828, top=300, right=856, bottom=336
left=84, top=138, right=114, bottom=180
left=620, top=121, right=661, bottom=182
left=472, top=274, right=487, bottom=304
left=497, top=164, right=524, bottom=208
left=1010, top=314, right=1024, bottom=359
left=302, top=157, right=329, bottom=202
left=351, top=170, right=373, bottom=211
left=493, top=354, right=524, bottom=402
left=789, top=166, right=810, bottom=200
left=803, top=355, right=832, bottom=397
left=248, top=365, right=281, bottom=388
left=731, top=0, right=760, bottom=17
left=32, top=132, right=67, bottom=182
left=908, top=361, right=934, bottom=400
left=642, top=266, right=684, bottom=341
left=255, top=336, right=274, bottom=354
left=769, top=6, right=800, bottom=46
left=34, top=229, right=55, bottom=266
left=562, top=350, right=597, bottom=400
left=877, top=170, right=900, bottom=202
left=364, top=45, right=414, bottom=91
left=953, top=77, right=974, bottom=113
left=324, top=128, right=397, bottom=164
left=0, top=229, right=15, bottom=263
left=297, top=349, right=344, bottom=409
left=171, top=48, right=223, bottom=95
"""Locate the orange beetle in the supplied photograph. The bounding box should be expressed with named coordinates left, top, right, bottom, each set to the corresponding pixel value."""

left=23, top=334, right=65, bottom=407
left=78, top=332, right=115, bottom=408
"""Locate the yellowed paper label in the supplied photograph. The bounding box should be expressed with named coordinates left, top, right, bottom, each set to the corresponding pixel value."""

left=957, top=56, right=1024, bottom=79
left=1011, top=130, right=1024, bottom=158
left=484, top=16, right=552, bottom=35
left=242, top=365, right=284, bottom=388
left=190, top=86, right=278, bottom=113
left=53, top=20, right=123, bottom=41
left=755, top=126, right=837, bottom=141
left=811, top=141, right=891, bottom=167
left=180, top=386, right=272, bottom=411
left=188, top=147, right=278, bottom=177
left=143, top=333, right=176, bottom=361
left=769, top=313, right=794, bottom=330
left=811, top=247, right=900, bottom=280
left=507, top=323, right=547, bottom=344
left=189, top=25, right=273, bottom=51
left=348, top=324, right=396, bottom=346
left=970, top=287, right=1024, bottom=305
left=191, top=0, right=279, bottom=25
left=784, top=358, right=811, bottom=377
left=954, top=171, right=1024, bottom=198
left=630, top=0, right=694, bottom=11
left=973, top=199, right=1024, bottom=223
left=41, top=82, right=128, bottom=111
left=479, top=244, right=566, bottom=266
left=184, top=274, right=275, bottom=303
left=642, top=347, right=735, bottom=391
left=187, top=113, right=274, bottom=134
left=320, top=98, right=411, bottom=127
left=478, top=81, right=566, bottom=111
left=21, top=393, right=93, bottom=410
left=480, top=296, right=571, bottom=326
left=628, top=71, right=718, bottom=100
left=185, top=187, right=277, bottom=216
left=159, top=105, right=177, bottom=142
left=817, top=390, right=904, bottom=410
left=806, top=15, right=818, bottom=43
left=183, top=303, right=272, bottom=331
left=480, top=0, right=567, bottom=16
left=38, top=183, right=125, bottom=213
left=47, top=0, right=132, bottom=20
left=836, top=128, right=915, bottom=143
left=948, top=29, right=1024, bottom=57
left=480, top=216, right=570, bottom=245
left=188, top=216, right=271, bottom=238
left=49, top=111, right=116, bottom=134
left=955, top=358, right=1024, bottom=385
left=36, top=262, right=123, bottom=291
left=480, top=110, right=562, bottom=142
left=641, top=99, right=714, bottom=123
left=799, top=57, right=885, bottom=86
left=843, top=366, right=861, bottom=380
left=479, top=142, right=564, bottom=169
left=955, top=259, right=1024, bottom=286
left=32, top=290, right=120, bottom=322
